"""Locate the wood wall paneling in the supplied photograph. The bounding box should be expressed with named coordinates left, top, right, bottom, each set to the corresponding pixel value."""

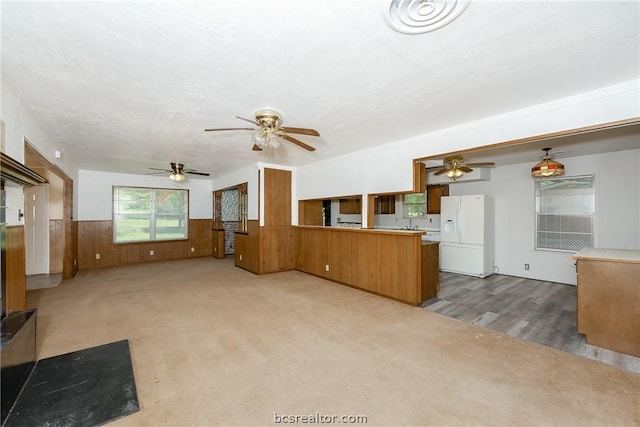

left=298, top=200, right=323, bottom=226
left=259, top=226, right=294, bottom=273
left=264, top=168, right=291, bottom=227
left=235, top=220, right=259, bottom=273
left=294, top=227, right=425, bottom=305
left=77, top=219, right=213, bottom=269
left=5, top=226, right=26, bottom=313
left=49, top=219, right=64, bottom=273
left=212, top=230, right=225, bottom=259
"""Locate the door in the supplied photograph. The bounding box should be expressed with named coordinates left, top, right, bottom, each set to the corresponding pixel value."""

left=460, top=195, right=485, bottom=245
left=440, top=196, right=460, bottom=243
left=25, top=184, right=49, bottom=275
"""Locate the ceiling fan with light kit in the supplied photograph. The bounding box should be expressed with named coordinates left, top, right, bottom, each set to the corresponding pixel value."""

left=147, top=162, right=210, bottom=182
left=204, top=109, right=319, bottom=152
left=428, top=156, right=495, bottom=181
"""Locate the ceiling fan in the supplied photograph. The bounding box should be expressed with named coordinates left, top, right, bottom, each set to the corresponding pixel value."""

left=428, top=156, right=495, bottom=180
left=204, top=109, right=319, bottom=152
left=148, top=162, right=210, bottom=182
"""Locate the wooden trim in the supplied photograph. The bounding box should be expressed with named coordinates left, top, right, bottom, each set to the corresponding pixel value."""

left=23, top=141, right=77, bottom=279
left=414, top=117, right=640, bottom=162
left=0, top=152, right=47, bottom=187
left=5, top=226, right=26, bottom=314
left=49, top=219, right=64, bottom=273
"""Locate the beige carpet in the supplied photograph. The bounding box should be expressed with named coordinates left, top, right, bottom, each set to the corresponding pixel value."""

left=27, top=257, right=640, bottom=426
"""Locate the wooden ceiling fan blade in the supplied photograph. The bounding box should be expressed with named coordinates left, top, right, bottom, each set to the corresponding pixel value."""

left=433, top=168, right=449, bottom=175
left=148, top=168, right=172, bottom=172
left=204, top=127, right=255, bottom=132
left=282, top=127, right=320, bottom=137
left=282, top=134, right=316, bottom=151
left=459, top=166, right=474, bottom=173
left=252, top=144, right=263, bottom=151
left=186, top=171, right=210, bottom=176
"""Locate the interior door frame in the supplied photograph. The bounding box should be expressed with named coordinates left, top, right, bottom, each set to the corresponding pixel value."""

left=24, top=140, right=77, bottom=279
left=24, top=183, right=50, bottom=275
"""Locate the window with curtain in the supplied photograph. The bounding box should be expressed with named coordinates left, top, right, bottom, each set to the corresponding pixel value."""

left=534, top=175, right=595, bottom=252
left=403, top=192, right=427, bottom=217
left=113, top=186, right=189, bottom=243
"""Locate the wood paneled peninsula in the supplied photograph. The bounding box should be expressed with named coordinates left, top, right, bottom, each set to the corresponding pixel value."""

left=573, top=248, right=640, bottom=357
left=295, top=226, right=439, bottom=306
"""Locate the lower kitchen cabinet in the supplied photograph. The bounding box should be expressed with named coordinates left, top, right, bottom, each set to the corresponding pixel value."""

left=573, top=248, right=640, bottom=357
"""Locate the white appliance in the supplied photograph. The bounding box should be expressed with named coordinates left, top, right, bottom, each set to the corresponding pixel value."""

left=440, top=195, right=494, bottom=278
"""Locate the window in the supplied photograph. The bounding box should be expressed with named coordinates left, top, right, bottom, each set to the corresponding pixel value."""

left=113, top=187, right=188, bottom=243
left=403, top=192, right=427, bottom=217
left=535, top=175, right=594, bottom=252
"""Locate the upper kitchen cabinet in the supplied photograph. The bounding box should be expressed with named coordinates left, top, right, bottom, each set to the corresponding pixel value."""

left=427, top=184, right=449, bottom=214
left=339, top=198, right=361, bottom=214
left=373, top=195, right=396, bottom=215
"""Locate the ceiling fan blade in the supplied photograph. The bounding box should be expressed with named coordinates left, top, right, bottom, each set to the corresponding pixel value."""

left=281, top=134, right=316, bottom=151
left=459, top=166, right=474, bottom=173
left=235, top=116, right=259, bottom=126
left=433, top=168, right=449, bottom=175
left=146, top=171, right=169, bottom=175
left=148, top=168, right=172, bottom=172
left=186, top=171, right=210, bottom=176
left=282, top=127, right=320, bottom=137
left=252, top=144, right=263, bottom=151
left=204, top=127, right=255, bottom=132
left=464, top=162, right=495, bottom=167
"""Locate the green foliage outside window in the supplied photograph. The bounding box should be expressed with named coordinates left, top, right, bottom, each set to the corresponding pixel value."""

left=403, top=192, right=427, bottom=218
left=113, top=187, right=188, bottom=243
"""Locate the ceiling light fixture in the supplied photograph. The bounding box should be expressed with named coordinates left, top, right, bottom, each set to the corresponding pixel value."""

left=531, top=148, right=565, bottom=178
left=169, top=171, right=186, bottom=182
left=383, top=0, right=471, bottom=35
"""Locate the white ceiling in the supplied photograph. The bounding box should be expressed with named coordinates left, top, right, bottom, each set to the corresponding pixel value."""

left=2, top=1, right=639, bottom=179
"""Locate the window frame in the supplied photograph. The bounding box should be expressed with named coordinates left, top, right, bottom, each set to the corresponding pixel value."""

left=112, top=186, right=190, bottom=244
left=402, top=192, right=427, bottom=218
left=533, top=174, right=595, bottom=253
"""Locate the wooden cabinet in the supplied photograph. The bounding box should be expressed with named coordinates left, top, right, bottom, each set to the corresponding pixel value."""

left=427, top=184, right=449, bottom=214
left=339, top=198, right=361, bottom=214
left=212, top=229, right=225, bottom=259
left=374, top=195, right=396, bottom=214
left=421, top=242, right=439, bottom=301
left=573, top=248, right=640, bottom=357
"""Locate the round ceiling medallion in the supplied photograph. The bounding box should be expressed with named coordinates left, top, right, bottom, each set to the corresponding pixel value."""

left=383, top=0, right=471, bottom=35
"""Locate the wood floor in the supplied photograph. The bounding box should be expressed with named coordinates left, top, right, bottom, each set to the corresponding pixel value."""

left=423, top=272, right=640, bottom=374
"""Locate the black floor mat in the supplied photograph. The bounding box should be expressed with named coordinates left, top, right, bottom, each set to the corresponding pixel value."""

left=5, top=339, right=139, bottom=427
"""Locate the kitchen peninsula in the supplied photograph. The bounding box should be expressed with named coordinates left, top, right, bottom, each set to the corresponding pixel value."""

left=295, top=226, right=439, bottom=305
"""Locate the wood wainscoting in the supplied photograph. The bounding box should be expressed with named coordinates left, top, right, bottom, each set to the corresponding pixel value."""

left=49, top=219, right=64, bottom=274
left=77, top=219, right=213, bottom=269
left=5, top=226, right=26, bottom=313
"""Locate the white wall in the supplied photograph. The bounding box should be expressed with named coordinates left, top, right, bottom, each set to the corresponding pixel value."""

left=448, top=149, right=640, bottom=285
left=1, top=80, right=80, bottom=225
left=295, top=79, right=639, bottom=283
left=77, top=170, right=212, bottom=220
left=296, top=79, right=640, bottom=215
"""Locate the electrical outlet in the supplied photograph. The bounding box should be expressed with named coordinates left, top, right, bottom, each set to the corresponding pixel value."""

left=95, top=253, right=100, bottom=260
left=150, top=250, right=154, bottom=256
left=525, top=263, right=530, bottom=270
left=325, top=264, right=330, bottom=272
left=191, top=247, right=195, bottom=252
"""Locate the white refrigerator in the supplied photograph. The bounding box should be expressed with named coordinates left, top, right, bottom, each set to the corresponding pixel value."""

left=440, top=195, right=494, bottom=278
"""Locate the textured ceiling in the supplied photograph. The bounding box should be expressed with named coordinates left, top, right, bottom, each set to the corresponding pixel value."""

left=2, top=1, right=639, bottom=178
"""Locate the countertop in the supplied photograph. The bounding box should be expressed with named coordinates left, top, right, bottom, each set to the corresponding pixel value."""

left=374, top=225, right=441, bottom=232
left=572, top=248, right=640, bottom=263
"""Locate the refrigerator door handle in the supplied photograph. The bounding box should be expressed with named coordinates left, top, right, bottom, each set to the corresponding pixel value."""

left=456, top=202, right=462, bottom=241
